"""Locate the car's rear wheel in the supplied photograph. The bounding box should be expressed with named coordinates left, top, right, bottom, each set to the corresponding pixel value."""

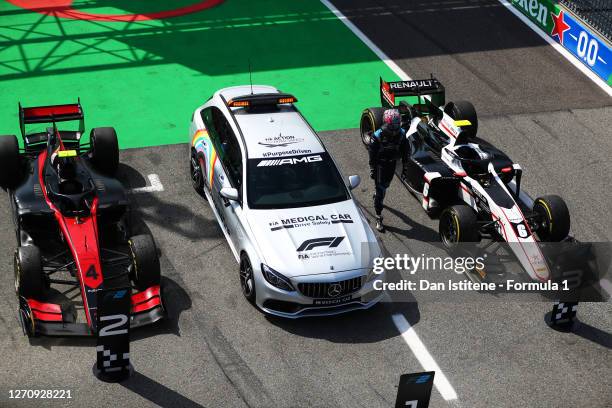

left=14, top=246, right=46, bottom=298
left=439, top=205, right=480, bottom=249
left=128, top=234, right=161, bottom=291
left=190, top=149, right=205, bottom=194
left=90, top=127, right=119, bottom=175
left=533, top=195, right=570, bottom=242
left=0, top=135, right=21, bottom=189
left=360, top=107, right=385, bottom=146
left=446, top=100, right=478, bottom=139
left=239, top=253, right=256, bottom=304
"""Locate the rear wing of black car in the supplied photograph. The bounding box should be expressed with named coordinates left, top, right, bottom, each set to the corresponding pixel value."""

left=19, top=99, right=84, bottom=138
left=380, top=77, right=445, bottom=109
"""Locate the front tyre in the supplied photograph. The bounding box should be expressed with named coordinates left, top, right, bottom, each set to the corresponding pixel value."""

left=439, top=205, right=480, bottom=249
left=128, top=234, right=161, bottom=291
left=239, top=253, right=256, bottom=304
left=533, top=195, right=570, bottom=241
left=14, top=246, right=45, bottom=298
left=190, top=149, right=205, bottom=194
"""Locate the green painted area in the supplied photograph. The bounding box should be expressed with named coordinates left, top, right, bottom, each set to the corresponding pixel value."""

left=0, top=0, right=398, bottom=149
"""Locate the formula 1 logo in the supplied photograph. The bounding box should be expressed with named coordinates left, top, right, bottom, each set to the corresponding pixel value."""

left=297, top=237, right=345, bottom=252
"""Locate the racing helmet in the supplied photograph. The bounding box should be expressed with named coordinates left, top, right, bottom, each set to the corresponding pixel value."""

left=383, top=109, right=401, bottom=131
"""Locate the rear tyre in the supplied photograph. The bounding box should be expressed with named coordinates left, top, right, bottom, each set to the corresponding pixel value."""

left=190, top=149, right=205, bottom=194
left=91, top=127, right=119, bottom=175
left=0, top=135, right=21, bottom=189
left=446, top=100, right=478, bottom=139
left=239, top=253, right=256, bottom=305
left=14, top=246, right=45, bottom=298
left=533, top=195, right=570, bottom=242
left=360, top=107, right=385, bottom=146
left=439, top=205, right=480, bottom=249
left=128, top=234, right=161, bottom=291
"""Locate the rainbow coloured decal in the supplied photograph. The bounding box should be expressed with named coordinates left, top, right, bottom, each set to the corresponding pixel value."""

left=192, top=129, right=217, bottom=189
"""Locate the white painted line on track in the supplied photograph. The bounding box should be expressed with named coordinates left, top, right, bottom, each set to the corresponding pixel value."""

left=323, top=0, right=459, bottom=401
left=497, top=0, right=612, bottom=97
left=131, top=174, right=164, bottom=193
left=320, top=0, right=412, bottom=81
left=392, top=314, right=458, bottom=401
left=599, top=279, right=612, bottom=298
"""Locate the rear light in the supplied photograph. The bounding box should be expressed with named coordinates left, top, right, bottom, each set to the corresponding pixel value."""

left=501, top=167, right=513, bottom=173
left=278, top=97, right=297, bottom=104
left=228, top=100, right=250, bottom=108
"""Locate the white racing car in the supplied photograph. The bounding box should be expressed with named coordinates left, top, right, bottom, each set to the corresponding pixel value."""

left=361, top=78, right=572, bottom=283
left=189, top=85, right=383, bottom=317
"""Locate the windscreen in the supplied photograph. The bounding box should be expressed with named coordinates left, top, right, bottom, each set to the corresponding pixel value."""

left=247, top=152, right=349, bottom=209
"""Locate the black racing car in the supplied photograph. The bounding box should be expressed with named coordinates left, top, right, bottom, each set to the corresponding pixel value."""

left=0, top=101, right=164, bottom=337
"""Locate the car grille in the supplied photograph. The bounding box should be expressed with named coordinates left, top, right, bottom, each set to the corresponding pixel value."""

left=298, top=276, right=363, bottom=299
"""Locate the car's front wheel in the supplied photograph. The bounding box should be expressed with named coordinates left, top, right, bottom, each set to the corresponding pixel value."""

left=190, top=149, right=205, bottom=194
left=128, top=234, right=161, bottom=291
left=439, top=205, right=480, bottom=249
left=14, top=246, right=46, bottom=298
left=533, top=195, right=570, bottom=241
left=239, top=253, right=256, bottom=304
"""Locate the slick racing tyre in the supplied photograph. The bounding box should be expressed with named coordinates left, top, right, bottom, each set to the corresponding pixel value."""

left=0, top=135, right=21, bottom=189
left=129, top=234, right=161, bottom=291
left=239, top=253, right=256, bottom=304
left=533, top=195, right=570, bottom=242
left=90, top=127, right=119, bottom=175
left=439, top=205, right=480, bottom=249
left=190, top=149, right=205, bottom=194
left=360, top=107, right=385, bottom=146
left=446, top=100, right=478, bottom=139
left=14, top=246, right=45, bottom=298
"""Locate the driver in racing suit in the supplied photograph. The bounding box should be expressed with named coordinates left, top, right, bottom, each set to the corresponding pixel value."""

left=368, top=109, right=410, bottom=232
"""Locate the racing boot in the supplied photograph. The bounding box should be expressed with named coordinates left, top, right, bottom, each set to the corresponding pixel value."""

left=375, top=215, right=385, bottom=233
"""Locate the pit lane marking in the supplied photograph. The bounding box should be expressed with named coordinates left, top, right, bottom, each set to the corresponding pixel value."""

left=130, top=174, right=164, bottom=193
left=392, top=314, right=459, bottom=402
left=599, top=279, right=612, bottom=298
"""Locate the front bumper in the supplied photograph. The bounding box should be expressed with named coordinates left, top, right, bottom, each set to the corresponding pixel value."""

left=19, top=285, right=164, bottom=337
left=255, top=269, right=385, bottom=318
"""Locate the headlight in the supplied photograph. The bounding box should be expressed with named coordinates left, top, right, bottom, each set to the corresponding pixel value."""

left=261, top=264, right=295, bottom=291
left=366, top=249, right=384, bottom=282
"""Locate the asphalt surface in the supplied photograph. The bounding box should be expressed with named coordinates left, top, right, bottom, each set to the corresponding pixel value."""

left=1, top=1, right=612, bottom=407
left=330, top=0, right=611, bottom=116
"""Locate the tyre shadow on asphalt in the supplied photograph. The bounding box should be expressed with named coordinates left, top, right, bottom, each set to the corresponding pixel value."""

left=117, top=163, right=222, bottom=241
left=120, top=370, right=205, bottom=408
left=570, top=320, right=612, bottom=349
left=382, top=203, right=440, bottom=243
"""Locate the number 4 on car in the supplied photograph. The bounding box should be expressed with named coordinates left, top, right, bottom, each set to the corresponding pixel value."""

left=0, top=101, right=165, bottom=337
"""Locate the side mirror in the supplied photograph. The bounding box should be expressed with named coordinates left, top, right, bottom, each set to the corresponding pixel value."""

left=348, top=175, right=361, bottom=190
left=220, top=187, right=239, bottom=201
